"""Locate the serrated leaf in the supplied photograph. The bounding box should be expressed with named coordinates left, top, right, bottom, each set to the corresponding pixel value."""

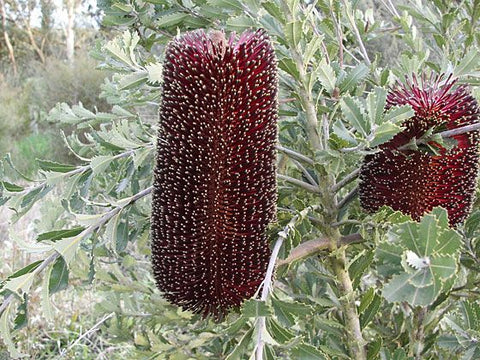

left=8, top=260, right=42, bottom=279
left=304, top=34, right=324, bottom=65
left=366, top=87, right=387, bottom=126
left=370, top=122, right=403, bottom=147
left=340, top=63, right=369, bottom=93
left=272, top=297, right=312, bottom=327
left=207, top=0, right=243, bottom=11
left=333, top=119, right=358, bottom=145
left=285, top=20, right=302, bottom=48
left=225, top=326, right=254, bottom=360
left=157, top=12, right=189, bottom=28
left=290, top=343, right=328, bottom=360
left=90, top=155, right=115, bottom=175
left=146, top=63, right=163, bottom=84
left=384, top=105, right=414, bottom=124
left=37, top=160, right=77, bottom=173
left=41, top=264, right=54, bottom=320
left=317, top=58, right=336, bottom=95
left=454, top=49, right=479, bottom=77
left=119, top=71, right=148, bottom=90
left=267, top=318, right=296, bottom=344
left=4, top=272, right=36, bottom=295
left=0, top=304, right=28, bottom=358
left=2, top=181, right=24, bottom=192
left=367, top=338, right=382, bottom=360
left=382, top=271, right=437, bottom=306
left=37, top=227, right=85, bottom=242
left=242, top=299, right=272, bottom=318
left=360, top=292, right=381, bottom=329
left=13, top=295, right=28, bottom=331
left=53, top=235, right=83, bottom=264
left=341, top=96, right=369, bottom=137
left=349, top=250, right=374, bottom=289
left=358, top=288, right=375, bottom=314
left=262, top=1, right=284, bottom=22
left=49, top=256, right=69, bottom=294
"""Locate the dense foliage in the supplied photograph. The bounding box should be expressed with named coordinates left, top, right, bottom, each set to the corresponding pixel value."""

left=2, top=0, right=480, bottom=359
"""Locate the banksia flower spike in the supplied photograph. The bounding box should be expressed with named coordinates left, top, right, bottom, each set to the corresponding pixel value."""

left=150, top=29, right=278, bottom=317
left=359, top=74, right=480, bottom=226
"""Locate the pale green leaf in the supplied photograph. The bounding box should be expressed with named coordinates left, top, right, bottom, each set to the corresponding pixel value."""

left=317, top=58, right=336, bottom=95
left=0, top=304, right=28, bottom=358
left=285, top=21, right=302, bottom=48
left=366, top=87, right=387, bottom=126
left=225, top=326, right=254, bottom=360
left=303, top=34, right=324, bottom=65
left=384, top=105, right=414, bottom=124
left=454, top=49, right=479, bottom=77
left=369, top=122, right=403, bottom=147
left=90, top=155, right=115, bottom=175
left=3, top=272, right=36, bottom=295
left=290, top=343, right=328, bottom=360
left=242, top=299, right=272, bottom=318
left=340, top=63, right=369, bottom=93
left=146, top=63, right=163, bottom=84
left=53, top=235, right=83, bottom=264
left=341, top=96, right=369, bottom=137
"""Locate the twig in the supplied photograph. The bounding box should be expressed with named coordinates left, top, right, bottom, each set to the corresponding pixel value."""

left=276, top=145, right=314, bottom=166
left=331, top=219, right=363, bottom=227
left=437, top=122, right=480, bottom=139
left=0, top=186, right=153, bottom=317
left=277, top=233, right=364, bottom=266
left=277, top=174, right=320, bottom=193
left=337, top=187, right=358, bottom=209
left=292, top=160, right=318, bottom=186
left=254, top=213, right=304, bottom=359
left=0, top=252, right=59, bottom=316
left=342, top=0, right=371, bottom=65
left=60, top=312, right=115, bottom=357
left=12, top=149, right=137, bottom=197
left=333, top=168, right=361, bottom=192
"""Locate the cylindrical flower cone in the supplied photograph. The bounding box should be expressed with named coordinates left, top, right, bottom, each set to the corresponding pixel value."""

left=360, top=74, right=480, bottom=226
left=151, top=29, right=278, bottom=317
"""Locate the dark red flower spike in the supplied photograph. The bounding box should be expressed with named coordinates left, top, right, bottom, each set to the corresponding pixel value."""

left=150, top=29, right=278, bottom=318
left=359, top=74, right=480, bottom=226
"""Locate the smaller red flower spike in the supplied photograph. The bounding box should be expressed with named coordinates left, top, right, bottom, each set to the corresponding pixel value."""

left=359, top=74, right=480, bottom=226
left=150, top=29, right=278, bottom=318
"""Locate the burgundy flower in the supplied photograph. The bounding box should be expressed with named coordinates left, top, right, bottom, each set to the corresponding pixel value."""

left=150, top=29, right=278, bottom=317
left=359, top=74, right=480, bottom=226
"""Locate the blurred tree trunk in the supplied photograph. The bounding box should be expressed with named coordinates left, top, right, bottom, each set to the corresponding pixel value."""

left=40, top=0, right=54, bottom=56
left=0, top=0, right=17, bottom=75
left=8, top=0, right=46, bottom=64
left=64, top=0, right=78, bottom=64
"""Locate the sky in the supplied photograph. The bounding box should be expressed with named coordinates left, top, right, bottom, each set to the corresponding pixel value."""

left=30, top=0, right=98, bottom=28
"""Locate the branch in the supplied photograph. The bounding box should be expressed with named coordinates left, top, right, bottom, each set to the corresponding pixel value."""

left=333, top=168, right=361, bottom=192
left=0, top=252, right=59, bottom=316
left=292, top=159, right=318, bottom=186
left=277, top=174, right=320, bottom=193
left=0, top=186, right=153, bottom=317
left=254, top=213, right=300, bottom=359
left=13, top=149, right=136, bottom=196
left=337, top=187, right=358, bottom=209
left=277, top=233, right=364, bottom=266
left=342, top=0, right=371, bottom=65
left=276, top=145, right=314, bottom=165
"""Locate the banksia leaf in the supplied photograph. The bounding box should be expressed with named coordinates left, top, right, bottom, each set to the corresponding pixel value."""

left=151, top=29, right=278, bottom=317
left=360, top=74, right=480, bottom=226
